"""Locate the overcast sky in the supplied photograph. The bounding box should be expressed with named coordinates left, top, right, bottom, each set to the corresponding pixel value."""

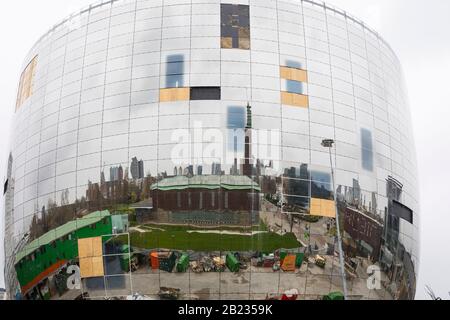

left=1, top=0, right=449, bottom=299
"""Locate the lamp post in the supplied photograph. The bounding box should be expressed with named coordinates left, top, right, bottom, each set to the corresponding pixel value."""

left=321, top=139, right=348, bottom=300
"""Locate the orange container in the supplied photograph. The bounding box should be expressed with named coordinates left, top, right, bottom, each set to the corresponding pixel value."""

left=150, top=252, right=159, bottom=270
left=281, top=255, right=296, bottom=272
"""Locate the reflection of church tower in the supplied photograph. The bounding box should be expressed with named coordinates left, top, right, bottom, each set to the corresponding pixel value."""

left=243, top=102, right=252, bottom=177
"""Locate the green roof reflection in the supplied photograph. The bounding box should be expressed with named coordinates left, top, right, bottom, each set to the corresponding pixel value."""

left=15, top=210, right=111, bottom=263
left=151, top=175, right=261, bottom=192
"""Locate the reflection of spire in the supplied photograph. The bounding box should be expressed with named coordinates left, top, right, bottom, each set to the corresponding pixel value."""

left=243, top=102, right=252, bottom=177
left=246, top=101, right=252, bottom=129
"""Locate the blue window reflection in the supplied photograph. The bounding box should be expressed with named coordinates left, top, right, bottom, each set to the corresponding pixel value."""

left=227, top=106, right=245, bottom=129
left=285, top=60, right=302, bottom=69
left=361, top=128, right=374, bottom=171
left=285, top=80, right=303, bottom=94
left=227, top=106, right=245, bottom=152
left=311, top=171, right=333, bottom=200
left=166, top=54, right=184, bottom=88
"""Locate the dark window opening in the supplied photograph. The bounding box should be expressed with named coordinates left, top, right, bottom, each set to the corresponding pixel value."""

left=190, top=87, right=221, bottom=100
left=390, top=200, right=413, bottom=224
left=283, top=178, right=310, bottom=198
left=3, top=179, right=8, bottom=195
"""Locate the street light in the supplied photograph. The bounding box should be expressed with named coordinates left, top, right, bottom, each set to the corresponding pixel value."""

left=321, top=139, right=348, bottom=300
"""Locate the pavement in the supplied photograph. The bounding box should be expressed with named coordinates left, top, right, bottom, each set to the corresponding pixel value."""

left=79, top=263, right=392, bottom=300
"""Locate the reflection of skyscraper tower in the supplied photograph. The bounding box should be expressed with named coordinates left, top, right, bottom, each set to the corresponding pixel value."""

left=352, top=178, right=361, bottom=207
left=118, top=165, right=124, bottom=181
left=132, top=158, right=145, bottom=179
left=100, top=171, right=105, bottom=185
left=138, top=160, right=144, bottom=178
left=232, top=135, right=238, bottom=175
left=242, top=102, right=252, bottom=177
left=384, top=176, right=404, bottom=249
left=212, top=163, right=221, bottom=176
left=300, top=164, right=309, bottom=179
left=131, top=157, right=139, bottom=179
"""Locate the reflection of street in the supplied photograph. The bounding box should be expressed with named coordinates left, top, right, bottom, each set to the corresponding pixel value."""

left=78, top=267, right=392, bottom=300
left=258, top=199, right=393, bottom=300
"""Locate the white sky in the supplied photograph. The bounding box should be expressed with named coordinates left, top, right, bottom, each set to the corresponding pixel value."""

left=1, top=0, right=449, bottom=299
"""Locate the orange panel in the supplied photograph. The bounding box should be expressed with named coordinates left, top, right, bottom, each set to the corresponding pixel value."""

left=281, top=255, right=296, bottom=272
left=159, top=88, right=190, bottom=102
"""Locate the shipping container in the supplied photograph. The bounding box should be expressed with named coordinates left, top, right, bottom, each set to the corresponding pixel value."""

left=176, top=254, right=189, bottom=273
left=281, top=255, right=296, bottom=272
left=295, top=253, right=305, bottom=267
left=159, top=252, right=177, bottom=273
left=150, top=252, right=159, bottom=270
left=226, top=253, right=240, bottom=273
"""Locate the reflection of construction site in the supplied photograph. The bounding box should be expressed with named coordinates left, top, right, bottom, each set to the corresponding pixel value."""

left=78, top=248, right=392, bottom=300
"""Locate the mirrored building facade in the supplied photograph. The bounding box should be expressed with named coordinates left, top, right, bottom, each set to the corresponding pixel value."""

left=3, top=0, right=419, bottom=300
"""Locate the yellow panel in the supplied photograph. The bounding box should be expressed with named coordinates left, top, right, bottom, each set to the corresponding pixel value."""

left=221, top=37, right=233, bottom=49
left=79, top=258, right=93, bottom=278
left=92, top=237, right=103, bottom=257
left=78, top=236, right=105, bottom=278
left=78, top=238, right=92, bottom=259
left=80, top=257, right=105, bottom=278
left=16, top=55, right=38, bottom=111
left=239, top=37, right=250, bottom=50
left=292, top=93, right=309, bottom=107
left=310, top=198, right=336, bottom=218
left=78, top=237, right=103, bottom=258
left=280, top=66, right=308, bottom=83
left=238, top=28, right=250, bottom=50
left=159, top=88, right=190, bottom=102
left=281, top=92, right=309, bottom=108
left=91, top=256, right=105, bottom=277
left=291, top=68, right=308, bottom=82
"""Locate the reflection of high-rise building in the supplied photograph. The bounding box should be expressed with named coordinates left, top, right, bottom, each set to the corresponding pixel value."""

left=211, top=163, right=222, bottom=176
left=131, top=157, right=145, bottom=180
left=352, top=179, right=361, bottom=207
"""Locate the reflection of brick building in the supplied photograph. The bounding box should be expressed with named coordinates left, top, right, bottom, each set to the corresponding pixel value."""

left=343, top=206, right=383, bottom=261
left=151, top=175, right=260, bottom=212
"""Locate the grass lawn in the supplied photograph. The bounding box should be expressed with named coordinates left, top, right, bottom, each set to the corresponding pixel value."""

left=126, top=225, right=301, bottom=252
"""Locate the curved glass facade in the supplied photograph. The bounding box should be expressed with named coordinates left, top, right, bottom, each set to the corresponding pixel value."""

left=3, top=0, right=419, bottom=300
